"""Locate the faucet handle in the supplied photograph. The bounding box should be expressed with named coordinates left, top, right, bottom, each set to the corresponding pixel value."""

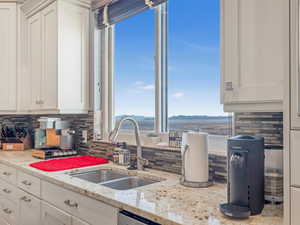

left=138, top=157, right=149, bottom=167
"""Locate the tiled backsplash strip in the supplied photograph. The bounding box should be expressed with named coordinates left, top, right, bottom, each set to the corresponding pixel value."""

left=0, top=112, right=283, bottom=203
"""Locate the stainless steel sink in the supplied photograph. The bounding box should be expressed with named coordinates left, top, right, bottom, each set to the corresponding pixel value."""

left=69, top=169, right=160, bottom=190
left=101, top=176, right=159, bottom=190
left=69, top=169, right=128, bottom=183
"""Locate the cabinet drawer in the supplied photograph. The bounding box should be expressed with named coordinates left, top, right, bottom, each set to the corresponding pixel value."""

left=41, top=201, right=72, bottom=225
left=17, top=190, right=41, bottom=225
left=0, top=164, right=17, bottom=185
left=17, top=171, right=41, bottom=197
left=41, top=181, right=118, bottom=225
left=0, top=179, right=19, bottom=203
left=291, top=131, right=300, bottom=186
left=0, top=195, right=18, bottom=225
left=291, top=187, right=300, bottom=225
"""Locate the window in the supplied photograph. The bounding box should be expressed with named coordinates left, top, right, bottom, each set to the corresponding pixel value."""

left=167, top=0, right=232, bottom=137
left=94, top=0, right=233, bottom=149
left=114, top=10, right=156, bottom=132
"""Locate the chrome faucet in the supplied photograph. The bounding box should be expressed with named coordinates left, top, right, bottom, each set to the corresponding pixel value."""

left=109, top=117, right=149, bottom=170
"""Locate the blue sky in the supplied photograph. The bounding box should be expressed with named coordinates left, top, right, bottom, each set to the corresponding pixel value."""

left=114, top=0, right=223, bottom=117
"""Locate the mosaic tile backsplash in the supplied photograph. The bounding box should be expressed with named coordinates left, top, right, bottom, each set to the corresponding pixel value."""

left=0, top=112, right=283, bottom=203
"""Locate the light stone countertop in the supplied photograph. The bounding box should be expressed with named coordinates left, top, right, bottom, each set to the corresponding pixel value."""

left=0, top=151, right=283, bottom=225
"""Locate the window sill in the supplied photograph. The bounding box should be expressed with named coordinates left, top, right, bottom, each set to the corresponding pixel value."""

left=97, top=132, right=228, bottom=156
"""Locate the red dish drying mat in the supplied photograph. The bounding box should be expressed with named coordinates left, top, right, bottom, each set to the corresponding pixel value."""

left=29, top=156, right=109, bottom=172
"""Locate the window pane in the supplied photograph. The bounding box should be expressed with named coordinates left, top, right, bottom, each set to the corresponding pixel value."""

left=168, top=1, right=232, bottom=138
left=114, top=10, right=155, bottom=132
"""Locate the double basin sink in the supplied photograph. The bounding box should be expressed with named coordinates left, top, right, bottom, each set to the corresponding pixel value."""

left=68, top=169, right=160, bottom=190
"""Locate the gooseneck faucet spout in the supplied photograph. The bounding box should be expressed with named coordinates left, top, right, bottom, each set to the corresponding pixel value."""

left=109, top=117, right=148, bottom=170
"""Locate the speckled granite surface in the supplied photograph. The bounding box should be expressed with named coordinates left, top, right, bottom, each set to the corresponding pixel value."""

left=0, top=151, right=283, bottom=225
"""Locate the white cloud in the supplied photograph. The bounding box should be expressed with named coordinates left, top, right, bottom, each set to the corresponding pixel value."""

left=172, top=92, right=185, bottom=98
left=132, top=81, right=155, bottom=91
left=142, top=84, right=155, bottom=90
left=134, top=81, right=144, bottom=86
left=183, top=41, right=218, bottom=53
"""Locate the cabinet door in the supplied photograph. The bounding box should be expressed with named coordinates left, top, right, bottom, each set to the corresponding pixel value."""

left=291, top=0, right=300, bottom=129
left=0, top=195, right=18, bottom=225
left=18, top=5, right=32, bottom=113
left=28, top=12, right=42, bottom=110
left=41, top=2, right=58, bottom=111
left=291, top=187, right=300, bottom=225
left=221, top=0, right=288, bottom=112
left=58, top=1, right=89, bottom=112
left=72, top=217, right=90, bottom=225
left=41, top=202, right=72, bottom=225
left=0, top=3, right=17, bottom=112
left=18, top=192, right=41, bottom=225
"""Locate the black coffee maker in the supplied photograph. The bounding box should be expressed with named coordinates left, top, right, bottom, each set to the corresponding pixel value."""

left=220, top=135, right=265, bottom=219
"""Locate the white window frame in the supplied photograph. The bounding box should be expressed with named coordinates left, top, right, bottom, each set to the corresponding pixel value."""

left=94, top=3, right=168, bottom=142
left=93, top=2, right=232, bottom=152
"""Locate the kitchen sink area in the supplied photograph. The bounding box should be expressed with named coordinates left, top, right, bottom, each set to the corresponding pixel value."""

left=68, top=168, right=161, bottom=190
left=69, top=169, right=128, bottom=184
left=101, top=176, right=159, bottom=190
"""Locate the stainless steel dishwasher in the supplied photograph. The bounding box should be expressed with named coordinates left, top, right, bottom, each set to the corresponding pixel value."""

left=118, top=211, right=161, bottom=225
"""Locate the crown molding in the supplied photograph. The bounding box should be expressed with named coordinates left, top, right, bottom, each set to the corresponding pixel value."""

left=21, top=0, right=92, bottom=17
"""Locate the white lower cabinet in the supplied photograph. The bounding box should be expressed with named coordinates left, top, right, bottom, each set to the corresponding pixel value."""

left=72, top=217, right=90, bottom=225
left=41, top=202, right=90, bottom=225
left=0, top=164, right=118, bottom=225
left=17, top=190, right=41, bottom=225
left=0, top=195, right=18, bottom=225
left=41, top=202, right=72, bottom=225
left=41, top=181, right=118, bottom=225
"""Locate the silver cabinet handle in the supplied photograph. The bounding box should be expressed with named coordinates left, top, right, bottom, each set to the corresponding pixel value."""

left=21, top=196, right=31, bottom=203
left=36, top=100, right=44, bottom=104
left=225, top=81, right=234, bottom=91
left=2, top=189, right=11, bottom=194
left=22, top=180, right=32, bottom=186
left=3, top=208, right=12, bottom=214
left=2, top=172, right=11, bottom=176
left=64, top=200, right=78, bottom=208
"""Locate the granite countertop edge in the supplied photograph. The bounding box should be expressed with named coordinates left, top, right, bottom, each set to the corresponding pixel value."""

left=0, top=151, right=283, bottom=225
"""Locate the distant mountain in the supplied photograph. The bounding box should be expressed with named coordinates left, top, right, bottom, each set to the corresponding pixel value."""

left=169, top=115, right=231, bottom=120
left=116, top=115, right=231, bottom=121
left=115, top=115, right=153, bottom=121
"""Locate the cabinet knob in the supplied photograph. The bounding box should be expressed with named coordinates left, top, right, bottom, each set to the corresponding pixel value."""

left=3, top=208, right=12, bottom=214
left=225, top=82, right=234, bottom=91
left=22, top=180, right=32, bottom=186
left=2, top=189, right=11, bottom=194
left=64, top=199, right=78, bottom=208
left=21, top=196, right=31, bottom=203
left=2, top=172, right=11, bottom=176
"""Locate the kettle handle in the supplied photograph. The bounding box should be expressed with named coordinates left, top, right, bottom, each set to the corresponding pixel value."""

left=181, top=144, right=190, bottom=182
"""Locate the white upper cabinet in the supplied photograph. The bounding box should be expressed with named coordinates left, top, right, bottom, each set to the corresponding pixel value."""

left=0, top=3, right=17, bottom=112
left=291, top=0, right=300, bottom=129
left=28, top=12, right=43, bottom=111
left=221, top=0, right=289, bottom=112
left=21, top=0, right=90, bottom=114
